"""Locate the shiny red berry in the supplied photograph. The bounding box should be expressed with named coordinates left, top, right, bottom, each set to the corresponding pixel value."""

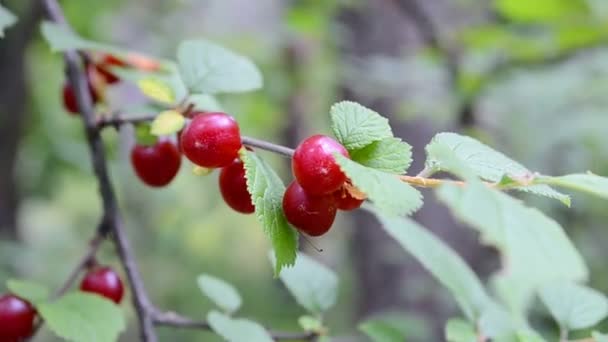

left=62, top=80, right=99, bottom=115
left=292, top=135, right=349, bottom=195
left=282, top=181, right=337, bottom=236
left=80, top=266, right=124, bottom=304
left=130, top=140, right=182, bottom=187
left=180, top=112, right=242, bottom=168
left=219, top=159, right=254, bottom=214
left=333, top=188, right=364, bottom=211
left=0, top=294, right=36, bottom=340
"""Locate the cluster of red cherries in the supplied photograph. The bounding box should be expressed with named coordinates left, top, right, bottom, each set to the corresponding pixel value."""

left=0, top=266, right=124, bottom=341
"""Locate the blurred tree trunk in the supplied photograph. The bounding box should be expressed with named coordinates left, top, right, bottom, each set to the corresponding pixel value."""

left=0, top=1, right=43, bottom=240
left=337, top=1, right=494, bottom=339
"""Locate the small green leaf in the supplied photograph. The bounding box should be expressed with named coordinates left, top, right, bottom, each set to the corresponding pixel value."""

left=137, top=77, right=175, bottom=104
left=336, top=155, right=422, bottom=217
left=6, top=279, right=49, bottom=304
left=197, top=274, right=242, bottom=314
left=135, top=123, right=158, bottom=146
left=177, top=39, right=263, bottom=94
left=330, top=101, right=393, bottom=151
left=445, top=318, right=477, bottom=342
left=271, top=252, right=338, bottom=315
left=539, top=282, right=608, bottom=330
left=593, top=331, right=608, bottom=342
left=242, top=150, right=298, bottom=275
left=189, top=94, right=223, bottom=112
left=38, top=292, right=126, bottom=342
left=150, top=110, right=185, bottom=136
left=359, top=318, right=406, bottom=342
left=0, top=5, right=17, bottom=37
left=298, top=315, right=323, bottom=332
left=350, top=137, right=412, bottom=174
left=368, top=207, right=493, bottom=321
left=495, top=0, right=588, bottom=23
left=41, top=21, right=122, bottom=55
left=207, top=310, right=273, bottom=342
left=536, top=173, right=608, bottom=200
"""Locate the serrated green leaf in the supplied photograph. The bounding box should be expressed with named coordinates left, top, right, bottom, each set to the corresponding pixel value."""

left=6, top=279, right=49, bottom=304
left=330, top=101, right=393, bottom=151
left=336, top=155, right=421, bottom=217
left=593, top=331, right=608, bottom=342
left=271, top=252, right=338, bottom=315
left=438, top=180, right=588, bottom=314
left=536, top=173, right=608, bottom=200
left=177, top=39, right=262, bottom=94
left=445, top=318, right=477, bottom=342
left=0, top=5, right=16, bottom=37
left=38, top=292, right=125, bottom=342
left=150, top=110, right=185, bottom=136
left=539, top=282, right=608, bottom=330
left=207, top=310, right=273, bottom=342
left=495, top=0, right=588, bottom=23
left=425, top=132, right=570, bottom=205
left=368, top=206, right=493, bottom=321
left=189, top=94, right=223, bottom=112
left=350, top=137, right=412, bottom=174
left=359, top=318, right=406, bottom=342
left=137, top=77, right=175, bottom=104
left=241, top=150, right=298, bottom=275
left=197, top=274, right=241, bottom=314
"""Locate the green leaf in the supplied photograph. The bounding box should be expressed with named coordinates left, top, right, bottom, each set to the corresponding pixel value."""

left=189, top=94, right=224, bottom=112
left=336, top=155, right=422, bottom=217
left=425, top=132, right=570, bottom=206
left=445, top=318, right=477, bottom=342
left=135, top=123, right=158, bottom=146
left=150, top=110, right=185, bottom=136
left=38, top=292, right=126, bottom=342
left=350, top=137, right=412, bottom=174
left=241, top=150, right=298, bottom=275
left=438, top=181, right=588, bottom=314
left=197, top=274, right=242, bottom=314
left=359, top=318, right=406, bottom=342
left=41, top=21, right=123, bottom=55
left=495, top=0, right=588, bottom=23
left=207, top=310, right=273, bottom=342
left=536, top=173, right=608, bottom=200
left=539, top=282, right=608, bottom=330
left=298, top=315, right=323, bottom=332
left=6, top=279, right=49, bottom=304
left=367, top=206, right=492, bottom=321
left=177, top=39, right=263, bottom=94
left=272, top=252, right=338, bottom=315
left=0, top=5, right=16, bottom=37
left=593, top=331, right=608, bottom=342
left=330, top=101, right=393, bottom=151
left=137, top=77, right=175, bottom=104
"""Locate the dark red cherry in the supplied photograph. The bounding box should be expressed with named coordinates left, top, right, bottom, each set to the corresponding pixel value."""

left=0, top=294, right=36, bottom=340
left=219, top=159, right=254, bottom=214
left=282, top=181, right=337, bottom=236
left=180, top=112, right=242, bottom=168
left=62, top=80, right=99, bottom=115
left=80, top=266, right=124, bottom=304
left=130, top=140, right=182, bottom=187
left=334, top=188, right=364, bottom=211
left=292, top=135, right=349, bottom=195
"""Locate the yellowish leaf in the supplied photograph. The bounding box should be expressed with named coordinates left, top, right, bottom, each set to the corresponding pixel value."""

left=137, top=77, right=175, bottom=104
left=150, top=110, right=185, bottom=136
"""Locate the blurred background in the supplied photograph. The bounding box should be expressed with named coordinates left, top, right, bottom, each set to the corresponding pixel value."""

left=1, top=0, right=608, bottom=340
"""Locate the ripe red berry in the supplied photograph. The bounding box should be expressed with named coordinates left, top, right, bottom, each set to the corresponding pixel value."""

left=180, top=112, right=242, bottom=168
left=80, top=266, right=124, bottom=304
left=0, top=294, right=36, bottom=340
left=282, top=181, right=337, bottom=236
left=292, top=135, right=349, bottom=195
left=219, top=159, right=254, bottom=214
left=130, top=140, right=182, bottom=187
left=62, top=80, right=99, bottom=115
left=334, top=188, right=364, bottom=211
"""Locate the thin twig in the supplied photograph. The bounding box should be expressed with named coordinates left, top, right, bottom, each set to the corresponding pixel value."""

left=242, top=136, right=295, bottom=158
left=54, top=233, right=104, bottom=297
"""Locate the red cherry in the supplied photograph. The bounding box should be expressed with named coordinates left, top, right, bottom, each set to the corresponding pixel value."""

left=219, top=159, right=254, bottom=214
left=80, top=266, right=124, bottom=304
left=62, top=80, right=99, bottom=115
left=292, top=135, right=349, bottom=195
left=282, top=181, right=337, bottom=236
left=180, top=112, right=242, bottom=168
left=0, top=294, right=36, bottom=340
left=130, top=140, right=182, bottom=187
left=334, top=188, right=364, bottom=211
